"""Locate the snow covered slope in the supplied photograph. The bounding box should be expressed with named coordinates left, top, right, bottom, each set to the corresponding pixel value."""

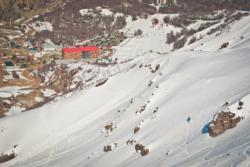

left=1, top=14, right=250, bottom=167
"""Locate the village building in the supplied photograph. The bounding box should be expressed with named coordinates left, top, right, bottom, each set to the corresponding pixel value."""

left=43, top=43, right=61, bottom=52
left=155, top=0, right=177, bottom=5
left=63, top=46, right=100, bottom=60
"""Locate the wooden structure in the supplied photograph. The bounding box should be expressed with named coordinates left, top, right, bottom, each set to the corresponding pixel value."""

left=63, top=46, right=100, bottom=60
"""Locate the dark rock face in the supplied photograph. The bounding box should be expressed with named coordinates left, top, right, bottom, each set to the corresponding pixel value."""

left=134, top=127, right=140, bottom=134
left=103, top=145, right=112, bottom=152
left=208, top=111, right=241, bottom=137
left=0, top=152, right=16, bottom=163
left=135, top=143, right=149, bottom=156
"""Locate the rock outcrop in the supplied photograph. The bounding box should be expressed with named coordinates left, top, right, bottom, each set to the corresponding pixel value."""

left=45, top=65, right=83, bottom=94
left=209, top=111, right=242, bottom=137
left=0, top=152, right=15, bottom=163
left=135, top=143, right=149, bottom=156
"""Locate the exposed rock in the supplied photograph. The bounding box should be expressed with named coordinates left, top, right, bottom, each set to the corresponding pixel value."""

left=136, top=104, right=147, bottom=114
left=45, top=65, right=82, bottom=94
left=135, top=143, right=149, bottom=156
left=0, top=62, right=86, bottom=118
left=153, top=107, right=159, bottom=113
left=140, top=148, right=149, bottom=156
left=126, top=139, right=136, bottom=145
left=0, top=152, right=16, bottom=163
left=134, top=127, right=140, bottom=134
left=135, top=143, right=144, bottom=152
left=103, top=145, right=112, bottom=152
left=151, top=64, right=160, bottom=73
left=219, top=42, right=229, bottom=49
left=104, top=122, right=114, bottom=133
left=237, top=101, right=244, bottom=110
left=148, top=80, right=153, bottom=87
left=96, top=79, right=108, bottom=87
left=223, top=101, right=229, bottom=107
left=209, top=111, right=242, bottom=137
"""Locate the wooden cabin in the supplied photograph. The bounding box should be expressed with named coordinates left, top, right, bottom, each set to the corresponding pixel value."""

left=63, top=46, right=100, bottom=60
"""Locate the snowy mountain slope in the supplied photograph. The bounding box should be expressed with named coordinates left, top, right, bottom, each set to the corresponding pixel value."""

left=113, top=14, right=173, bottom=61
left=186, top=12, right=250, bottom=51
left=1, top=14, right=250, bottom=167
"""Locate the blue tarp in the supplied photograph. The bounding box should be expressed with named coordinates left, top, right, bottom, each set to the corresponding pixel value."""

left=202, top=122, right=212, bottom=134
left=4, top=61, right=14, bottom=66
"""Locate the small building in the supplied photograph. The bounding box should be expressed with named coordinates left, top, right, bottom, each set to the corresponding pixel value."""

left=43, top=43, right=60, bottom=52
left=63, top=46, right=100, bottom=60
left=4, top=60, right=15, bottom=67
left=0, top=52, right=4, bottom=58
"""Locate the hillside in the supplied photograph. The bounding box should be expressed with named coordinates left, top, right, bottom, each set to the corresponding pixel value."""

left=1, top=0, right=250, bottom=47
left=0, top=0, right=57, bottom=21
left=0, top=11, right=250, bottom=167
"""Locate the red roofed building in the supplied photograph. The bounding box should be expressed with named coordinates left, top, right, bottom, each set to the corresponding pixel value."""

left=63, top=46, right=100, bottom=60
